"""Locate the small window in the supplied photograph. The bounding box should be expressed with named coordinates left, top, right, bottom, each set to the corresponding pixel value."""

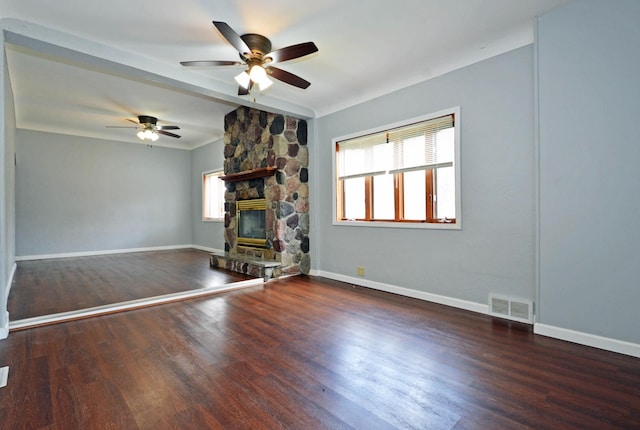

left=203, top=170, right=225, bottom=221
left=334, top=107, right=460, bottom=229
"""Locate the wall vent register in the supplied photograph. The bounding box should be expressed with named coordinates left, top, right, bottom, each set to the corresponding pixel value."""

left=489, top=294, right=533, bottom=324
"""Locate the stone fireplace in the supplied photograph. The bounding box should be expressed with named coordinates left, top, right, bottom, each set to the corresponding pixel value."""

left=209, top=106, right=310, bottom=279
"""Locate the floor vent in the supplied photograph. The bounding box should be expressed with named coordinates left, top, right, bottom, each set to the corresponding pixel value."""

left=489, top=294, right=533, bottom=324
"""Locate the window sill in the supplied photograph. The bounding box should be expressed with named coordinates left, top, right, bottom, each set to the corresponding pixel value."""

left=333, top=219, right=461, bottom=230
left=203, top=218, right=224, bottom=223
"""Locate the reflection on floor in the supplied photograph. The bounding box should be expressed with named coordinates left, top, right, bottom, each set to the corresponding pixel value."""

left=8, top=248, right=262, bottom=331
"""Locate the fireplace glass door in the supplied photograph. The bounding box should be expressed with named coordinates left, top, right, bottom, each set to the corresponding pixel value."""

left=237, top=198, right=267, bottom=247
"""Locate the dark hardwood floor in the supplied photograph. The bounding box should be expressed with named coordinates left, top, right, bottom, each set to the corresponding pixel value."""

left=8, top=249, right=255, bottom=320
left=1, top=275, right=639, bottom=429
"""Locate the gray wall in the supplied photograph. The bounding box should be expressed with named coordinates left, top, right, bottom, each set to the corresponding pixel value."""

left=1, top=34, right=17, bottom=335
left=315, top=46, right=535, bottom=305
left=16, top=130, right=192, bottom=256
left=191, top=139, right=225, bottom=251
left=537, top=0, right=640, bottom=344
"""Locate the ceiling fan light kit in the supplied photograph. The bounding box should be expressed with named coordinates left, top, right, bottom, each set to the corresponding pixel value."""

left=234, top=64, right=273, bottom=91
left=181, top=21, right=318, bottom=95
left=234, top=70, right=251, bottom=88
left=137, top=129, right=159, bottom=141
left=249, top=65, right=272, bottom=90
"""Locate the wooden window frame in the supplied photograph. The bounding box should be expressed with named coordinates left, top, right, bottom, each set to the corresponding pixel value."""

left=336, top=170, right=456, bottom=224
left=333, top=107, right=460, bottom=229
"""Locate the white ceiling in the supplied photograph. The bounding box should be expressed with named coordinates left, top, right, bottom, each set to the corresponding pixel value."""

left=1, top=0, right=572, bottom=150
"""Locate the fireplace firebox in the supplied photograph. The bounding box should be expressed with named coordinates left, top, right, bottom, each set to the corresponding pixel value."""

left=237, top=198, right=267, bottom=247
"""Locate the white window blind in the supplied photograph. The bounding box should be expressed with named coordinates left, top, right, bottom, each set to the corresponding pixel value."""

left=336, top=133, right=390, bottom=180
left=337, top=114, right=454, bottom=179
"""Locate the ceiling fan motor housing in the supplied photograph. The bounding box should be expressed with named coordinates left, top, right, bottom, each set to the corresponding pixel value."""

left=239, top=34, right=272, bottom=61
left=138, top=115, right=158, bottom=127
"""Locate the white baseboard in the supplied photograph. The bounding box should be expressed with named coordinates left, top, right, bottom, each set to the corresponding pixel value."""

left=191, top=245, right=225, bottom=254
left=534, top=323, right=640, bottom=358
left=16, top=244, right=196, bottom=261
left=0, top=311, right=9, bottom=340
left=5, top=263, right=16, bottom=301
left=9, top=278, right=263, bottom=332
left=313, top=271, right=640, bottom=358
left=1, top=264, right=16, bottom=340
left=0, top=366, right=8, bottom=388
left=313, top=270, right=488, bottom=315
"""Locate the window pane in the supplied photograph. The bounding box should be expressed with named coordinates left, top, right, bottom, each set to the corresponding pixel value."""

left=401, top=136, right=426, bottom=168
left=435, top=166, right=455, bottom=220
left=373, top=174, right=395, bottom=219
left=435, top=128, right=454, bottom=163
left=373, top=143, right=393, bottom=173
left=343, top=177, right=365, bottom=220
left=216, top=176, right=225, bottom=216
left=208, top=176, right=216, bottom=214
left=203, top=171, right=224, bottom=219
left=342, top=147, right=366, bottom=177
left=403, top=170, right=426, bottom=220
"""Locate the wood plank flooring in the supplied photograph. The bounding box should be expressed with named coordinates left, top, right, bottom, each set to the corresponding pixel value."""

left=8, top=249, right=255, bottom=320
left=1, top=275, right=639, bottom=429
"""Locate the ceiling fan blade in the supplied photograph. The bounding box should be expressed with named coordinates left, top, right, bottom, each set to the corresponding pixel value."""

left=212, top=21, right=251, bottom=54
left=157, top=130, right=181, bottom=138
left=157, top=125, right=180, bottom=130
left=267, top=42, right=318, bottom=64
left=127, top=119, right=140, bottom=125
left=267, top=67, right=311, bottom=89
left=180, top=60, right=242, bottom=67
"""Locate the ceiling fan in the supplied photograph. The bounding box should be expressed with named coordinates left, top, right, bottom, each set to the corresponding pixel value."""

left=180, top=21, right=318, bottom=95
left=106, top=115, right=181, bottom=141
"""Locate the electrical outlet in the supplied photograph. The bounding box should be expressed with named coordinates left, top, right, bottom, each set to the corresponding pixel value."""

left=357, top=266, right=365, bottom=277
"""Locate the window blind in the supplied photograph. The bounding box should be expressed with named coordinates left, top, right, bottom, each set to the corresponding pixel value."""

left=337, top=114, right=454, bottom=180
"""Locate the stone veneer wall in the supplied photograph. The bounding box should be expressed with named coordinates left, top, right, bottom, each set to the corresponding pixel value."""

left=223, top=106, right=310, bottom=275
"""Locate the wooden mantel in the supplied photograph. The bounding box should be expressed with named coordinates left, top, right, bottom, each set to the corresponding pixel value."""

left=220, top=167, right=277, bottom=183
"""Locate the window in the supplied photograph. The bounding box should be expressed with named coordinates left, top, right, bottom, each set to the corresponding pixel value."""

left=334, top=107, right=460, bottom=229
left=203, top=170, right=225, bottom=221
